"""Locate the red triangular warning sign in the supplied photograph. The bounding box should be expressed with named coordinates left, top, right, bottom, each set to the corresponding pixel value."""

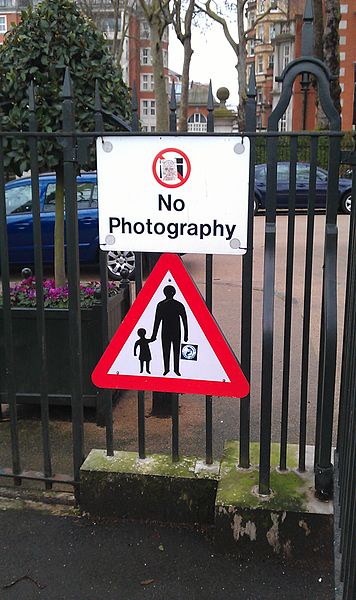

left=92, top=254, right=249, bottom=398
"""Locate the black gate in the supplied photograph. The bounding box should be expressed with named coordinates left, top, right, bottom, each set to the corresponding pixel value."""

left=0, top=8, right=354, bottom=592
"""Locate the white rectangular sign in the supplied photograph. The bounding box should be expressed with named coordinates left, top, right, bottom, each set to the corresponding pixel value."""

left=96, top=135, right=250, bottom=255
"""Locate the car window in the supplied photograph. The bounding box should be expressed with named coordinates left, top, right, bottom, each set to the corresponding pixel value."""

left=276, top=164, right=290, bottom=182
left=316, top=168, right=328, bottom=182
left=43, top=181, right=97, bottom=212
left=255, top=165, right=267, bottom=181
left=296, top=164, right=310, bottom=182
left=5, top=184, right=32, bottom=215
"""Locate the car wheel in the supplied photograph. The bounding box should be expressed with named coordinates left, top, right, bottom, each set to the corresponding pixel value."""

left=254, top=196, right=259, bottom=215
left=107, top=250, right=136, bottom=280
left=340, top=192, right=352, bottom=215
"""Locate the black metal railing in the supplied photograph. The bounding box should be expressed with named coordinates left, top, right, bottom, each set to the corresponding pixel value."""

left=334, top=139, right=356, bottom=600
left=0, top=0, right=347, bottom=510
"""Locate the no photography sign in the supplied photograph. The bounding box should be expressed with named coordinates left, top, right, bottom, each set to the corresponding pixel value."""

left=96, top=135, right=250, bottom=255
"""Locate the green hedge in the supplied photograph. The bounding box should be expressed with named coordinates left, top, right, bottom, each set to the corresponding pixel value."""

left=255, top=131, right=353, bottom=176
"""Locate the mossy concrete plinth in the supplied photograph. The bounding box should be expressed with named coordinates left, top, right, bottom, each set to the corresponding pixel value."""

left=80, top=449, right=219, bottom=524
left=215, top=441, right=333, bottom=560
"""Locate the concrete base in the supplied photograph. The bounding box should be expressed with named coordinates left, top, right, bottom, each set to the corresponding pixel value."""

left=80, top=442, right=334, bottom=560
left=215, top=441, right=333, bottom=560
left=80, top=449, right=220, bottom=524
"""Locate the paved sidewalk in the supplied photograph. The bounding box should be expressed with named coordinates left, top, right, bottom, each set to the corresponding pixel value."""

left=0, top=494, right=334, bottom=600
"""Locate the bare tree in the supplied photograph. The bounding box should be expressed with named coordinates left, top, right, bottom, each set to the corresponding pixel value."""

left=323, top=0, right=341, bottom=114
left=172, top=0, right=195, bottom=131
left=313, top=0, right=341, bottom=127
left=196, top=0, right=286, bottom=127
left=138, top=0, right=173, bottom=131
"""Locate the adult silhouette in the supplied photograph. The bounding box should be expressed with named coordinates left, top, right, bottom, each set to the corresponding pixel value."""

left=151, top=285, right=188, bottom=376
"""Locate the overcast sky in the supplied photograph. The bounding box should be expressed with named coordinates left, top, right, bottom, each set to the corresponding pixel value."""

left=168, top=21, right=240, bottom=108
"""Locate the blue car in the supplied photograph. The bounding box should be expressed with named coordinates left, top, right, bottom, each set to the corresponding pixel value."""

left=254, top=163, right=352, bottom=215
left=4, top=173, right=136, bottom=280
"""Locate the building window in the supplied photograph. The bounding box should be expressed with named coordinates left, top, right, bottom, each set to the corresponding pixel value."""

left=141, top=47, right=152, bottom=65
left=340, top=4, right=348, bottom=14
left=140, top=20, right=150, bottom=39
left=257, top=114, right=262, bottom=130
left=258, top=24, right=264, bottom=43
left=258, top=0, right=265, bottom=14
left=163, top=49, right=168, bottom=68
left=257, top=87, right=263, bottom=105
left=283, top=44, right=290, bottom=69
left=162, top=27, right=168, bottom=42
left=339, top=36, right=346, bottom=45
left=269, top=24, right=275, bottom=43
left=141, top=74, right=154, bottom=91
left=339, top=20, right=347, bottom=30
left=268, top=53, right=274, bottom=69
left=0, top=15, right=7, bottom=33
left=249, top=39, right=255, bottom=56
left=187, top=113, right=207, bottom=132
left=142, top=100, right=155, bottom=116
left=247, top=11, right=255, bottom=29
left=279, top=113, right=287, bottom=132
left=257, top=55, right=264, bottom=74
left=340, top=52, right=346, bottom=62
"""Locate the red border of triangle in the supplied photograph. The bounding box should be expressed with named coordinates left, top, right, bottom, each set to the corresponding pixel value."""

left=92, top=254, right=249, bottom=398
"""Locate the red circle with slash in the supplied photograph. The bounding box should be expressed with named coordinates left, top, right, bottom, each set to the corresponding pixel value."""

left=152, top=147, right=191, bottom=188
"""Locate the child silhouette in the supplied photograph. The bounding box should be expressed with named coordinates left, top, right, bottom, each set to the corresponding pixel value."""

left=134, top=328, right=152, bottom=374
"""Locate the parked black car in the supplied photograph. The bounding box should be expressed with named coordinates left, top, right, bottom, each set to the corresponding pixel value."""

left=254, top=162, right=352, bottom=215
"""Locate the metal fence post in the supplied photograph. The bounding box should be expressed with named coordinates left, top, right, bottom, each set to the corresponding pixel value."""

left=61, top=67, right=84, bottom=498
left=28, top=82, right=52, bottom=487
left=239, top=66, right=256, bottom=469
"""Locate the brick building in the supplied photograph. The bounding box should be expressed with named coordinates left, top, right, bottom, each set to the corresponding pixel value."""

left=0, top=0, right=25, bottom=44
left=338, top=2, right=356, bottom=130
left=245, top=0, right=288, bottom=130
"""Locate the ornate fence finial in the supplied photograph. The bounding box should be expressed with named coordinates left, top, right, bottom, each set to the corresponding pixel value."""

left=169, top=82, right=177, bottom=132
left=247, top=64, right=256, bottom=98
left=301, top=0, right=313, bottom=57
left=62, top=66, right=73, bottom=99
left=207, top=80, right=214, bottom=132
left=94, top=80, right=104, bottom=132
left=131, top=81, right=139, bottom=132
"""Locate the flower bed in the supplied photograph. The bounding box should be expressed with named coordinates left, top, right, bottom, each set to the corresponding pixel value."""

left=0, top=278, right=129, bottom=420
left=2, top=276, right=121, bottom=309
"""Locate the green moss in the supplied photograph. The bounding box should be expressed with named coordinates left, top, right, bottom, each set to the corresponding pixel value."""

left=222, top=441, right=298, bottom=469
left=216, top=441, right=306, bottom=511
left=81, top=449, right=219, bottom=481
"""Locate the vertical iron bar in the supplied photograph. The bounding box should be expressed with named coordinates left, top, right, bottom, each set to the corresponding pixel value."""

left=337, top=142, right=356, bottom=465
left=298, top=137, right=318, bottom=471
left=134, top=247, right=145, bottom=458
left=28, top=82, right=52, bottom=487
left=131, top=81, right=145, bottom=459
left=314, top=130, right=340, bottom=499
left=0, top=128, right=21, bottom=483
left=205, top=254, right=213, bottom=465
left=95, top=81, right=114, bottom=455
left=279, top=135, right=298, bottom=471
left=62, top=68, right=84, bottom=496
left=259, top=131, right=278, bottom=495
left=239, top=66, right=256, bottom=468
left=171, top=393, right=179, bottom=462
left=204, top=82, right=214, bottom=464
